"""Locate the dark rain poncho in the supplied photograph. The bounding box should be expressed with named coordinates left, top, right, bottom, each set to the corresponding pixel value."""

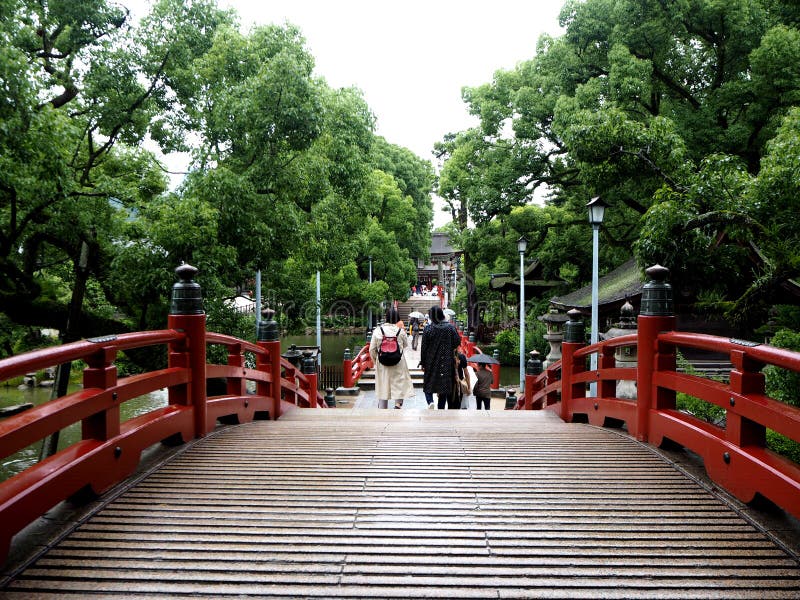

left=420, top=321, right=461, bottom=396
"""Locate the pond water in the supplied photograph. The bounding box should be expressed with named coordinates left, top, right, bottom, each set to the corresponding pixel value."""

left=282, top=334, right=362, bottom=365
left=0, top=384, right=167, bottom=483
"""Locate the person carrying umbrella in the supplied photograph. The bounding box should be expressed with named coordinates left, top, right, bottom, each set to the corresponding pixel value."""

left=468, top=353, right=499, bottom=410
left=472, top=362, right=493, bottom=410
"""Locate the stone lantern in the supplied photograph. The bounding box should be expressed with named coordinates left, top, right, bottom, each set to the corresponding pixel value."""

left=602, top=299, right=638, bottom=399
left=538, top=308, right=569, bottom=368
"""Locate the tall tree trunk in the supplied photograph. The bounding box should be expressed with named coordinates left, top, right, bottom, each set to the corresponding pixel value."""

left=452, top=202, right=480, bottom=335
left=40, top=240, right=90, bottom=460
left=464, top=253, right=479, bottom=334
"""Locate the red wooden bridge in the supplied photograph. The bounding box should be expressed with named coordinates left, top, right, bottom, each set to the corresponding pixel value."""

left=0, top=264, right=799, bottom=598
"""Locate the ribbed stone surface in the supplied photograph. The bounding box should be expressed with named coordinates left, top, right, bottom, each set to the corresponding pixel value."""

left=3, top=410, right=799, bottom=598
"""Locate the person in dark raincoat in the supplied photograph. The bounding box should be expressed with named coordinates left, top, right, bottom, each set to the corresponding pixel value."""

left=420, top=305, right=461, bottom=409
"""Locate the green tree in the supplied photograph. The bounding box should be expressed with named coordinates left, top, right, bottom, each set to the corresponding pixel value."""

left=0, top=0, right=235, bottom=336
left=440, top=0, right=800, bottom=335
left=371, top=137, right=435, bottom=263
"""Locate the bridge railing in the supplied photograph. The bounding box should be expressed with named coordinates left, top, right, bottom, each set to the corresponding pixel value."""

left=0, top=264, right=326, bottom=564
left=520, top=265, right=800, bottom=522
left=343, top=343, right=372, bottom=388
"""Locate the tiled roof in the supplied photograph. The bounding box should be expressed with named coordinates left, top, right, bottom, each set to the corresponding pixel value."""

left=550, top=258, right=643, bottom=310
left=430, top=233, right=455, bottom=256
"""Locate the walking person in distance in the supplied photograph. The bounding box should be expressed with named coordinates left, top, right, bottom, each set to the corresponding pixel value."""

left=410, top=317, right=422, bottom=350
left=369, top=307, right=414, bottom=409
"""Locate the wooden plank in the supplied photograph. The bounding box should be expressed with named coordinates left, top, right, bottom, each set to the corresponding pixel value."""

left=2, top=410, right=799, bottom=598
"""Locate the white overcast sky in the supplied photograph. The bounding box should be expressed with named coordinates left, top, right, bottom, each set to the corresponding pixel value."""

left=127, top=0, right=566, bottom=224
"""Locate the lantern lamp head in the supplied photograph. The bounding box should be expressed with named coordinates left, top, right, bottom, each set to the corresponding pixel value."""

left=587, top=196, right=608, bottom=226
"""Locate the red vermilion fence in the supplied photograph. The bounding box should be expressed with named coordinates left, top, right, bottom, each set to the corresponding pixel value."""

left=343, top=340, right=376, bottom=388
left=0, top=265, right=327, bottom=564
left=519, top=266, right=800, bottom=523
left=3, top=263, right=800, bottom=563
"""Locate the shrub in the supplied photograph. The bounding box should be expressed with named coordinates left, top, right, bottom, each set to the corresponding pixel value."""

left=493, top=323, right=548, bottom=365
left=767, top=430, right=800, bottom=464
left=764, top=328, right=800, bottom=408
left=761, top=328, right=800, bottom=462
left=675, top=352, right=726, bottom=424
left=493, top=329, right=519, bottom=364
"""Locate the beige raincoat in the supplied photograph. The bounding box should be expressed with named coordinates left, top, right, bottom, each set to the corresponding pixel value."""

left=369, top=324, right=414, bottom=401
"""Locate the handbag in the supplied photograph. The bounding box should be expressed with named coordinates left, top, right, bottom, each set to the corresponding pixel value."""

left=454, top=351, right=470, bottom=395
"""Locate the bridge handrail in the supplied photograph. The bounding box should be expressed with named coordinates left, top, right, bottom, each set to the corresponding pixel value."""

left=0, top=330, right=185, bottom=382
left=519, top=309, right=800, bottom=522
left=573, top=333, right=638, bottom=357
left=0, top=331, right=199, bottom=564
left=204, top=332, right=326, bottom=409
left=343, top=343, right=372, bottom=388
left=659, top=331, right=800, bottom=371
left=0, top=318, right=328, bottom=563
left=205, top=332, right=267, bottom=356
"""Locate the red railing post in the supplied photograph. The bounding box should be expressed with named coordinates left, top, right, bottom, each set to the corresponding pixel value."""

left=301, top=351, right=318, bottom=408
left=256, top=309, right=282, bottom=420
left=598, top=344, right=616, bottom=400
left=167, top=264, right=208, bottom=438
left=544, top=363, right=559, bottom=408
left=284, top=364, right=298, bottom=405
left=226, top=342, right=245, bottom=397
left=524, top=350, right=542, bottom=410
left=343, top=348, right=354, bottom=388
left=561, top=309, right=586, bottom=423
left=82, top=346, right=119, bottom=440
left=636, top=265, right=676, bottom=442
left=728, top=349, right=766, bottom=447
left=491, top=350, right=501, bottom=389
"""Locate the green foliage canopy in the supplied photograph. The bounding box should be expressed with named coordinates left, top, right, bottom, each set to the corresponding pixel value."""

left=0, top=0, right=434, bottom=356
left=438, top=0, right=800, bottom=333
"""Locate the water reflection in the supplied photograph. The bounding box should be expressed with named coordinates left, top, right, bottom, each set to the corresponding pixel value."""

left=0, top=385, right=168, bottom=483
left=282, top=334, right=363, bottom=366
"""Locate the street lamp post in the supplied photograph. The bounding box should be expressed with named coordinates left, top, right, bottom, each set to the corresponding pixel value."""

left=517, top=236, right=528, bottom=393
left=587, top=196, right=608, bottom=396
left=367, top=255, right=373, bottom=330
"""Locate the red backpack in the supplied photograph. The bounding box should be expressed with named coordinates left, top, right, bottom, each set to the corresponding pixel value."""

left=377, top=326, right=403, bottom=366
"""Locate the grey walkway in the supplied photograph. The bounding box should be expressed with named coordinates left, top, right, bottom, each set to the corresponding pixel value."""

left=3, top=410, right=798, bottom=598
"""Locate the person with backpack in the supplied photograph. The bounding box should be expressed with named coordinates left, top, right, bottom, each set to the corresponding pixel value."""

left=420, top=305, right=462, bottom=409
left=369, top=307, right=414, bottom=409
